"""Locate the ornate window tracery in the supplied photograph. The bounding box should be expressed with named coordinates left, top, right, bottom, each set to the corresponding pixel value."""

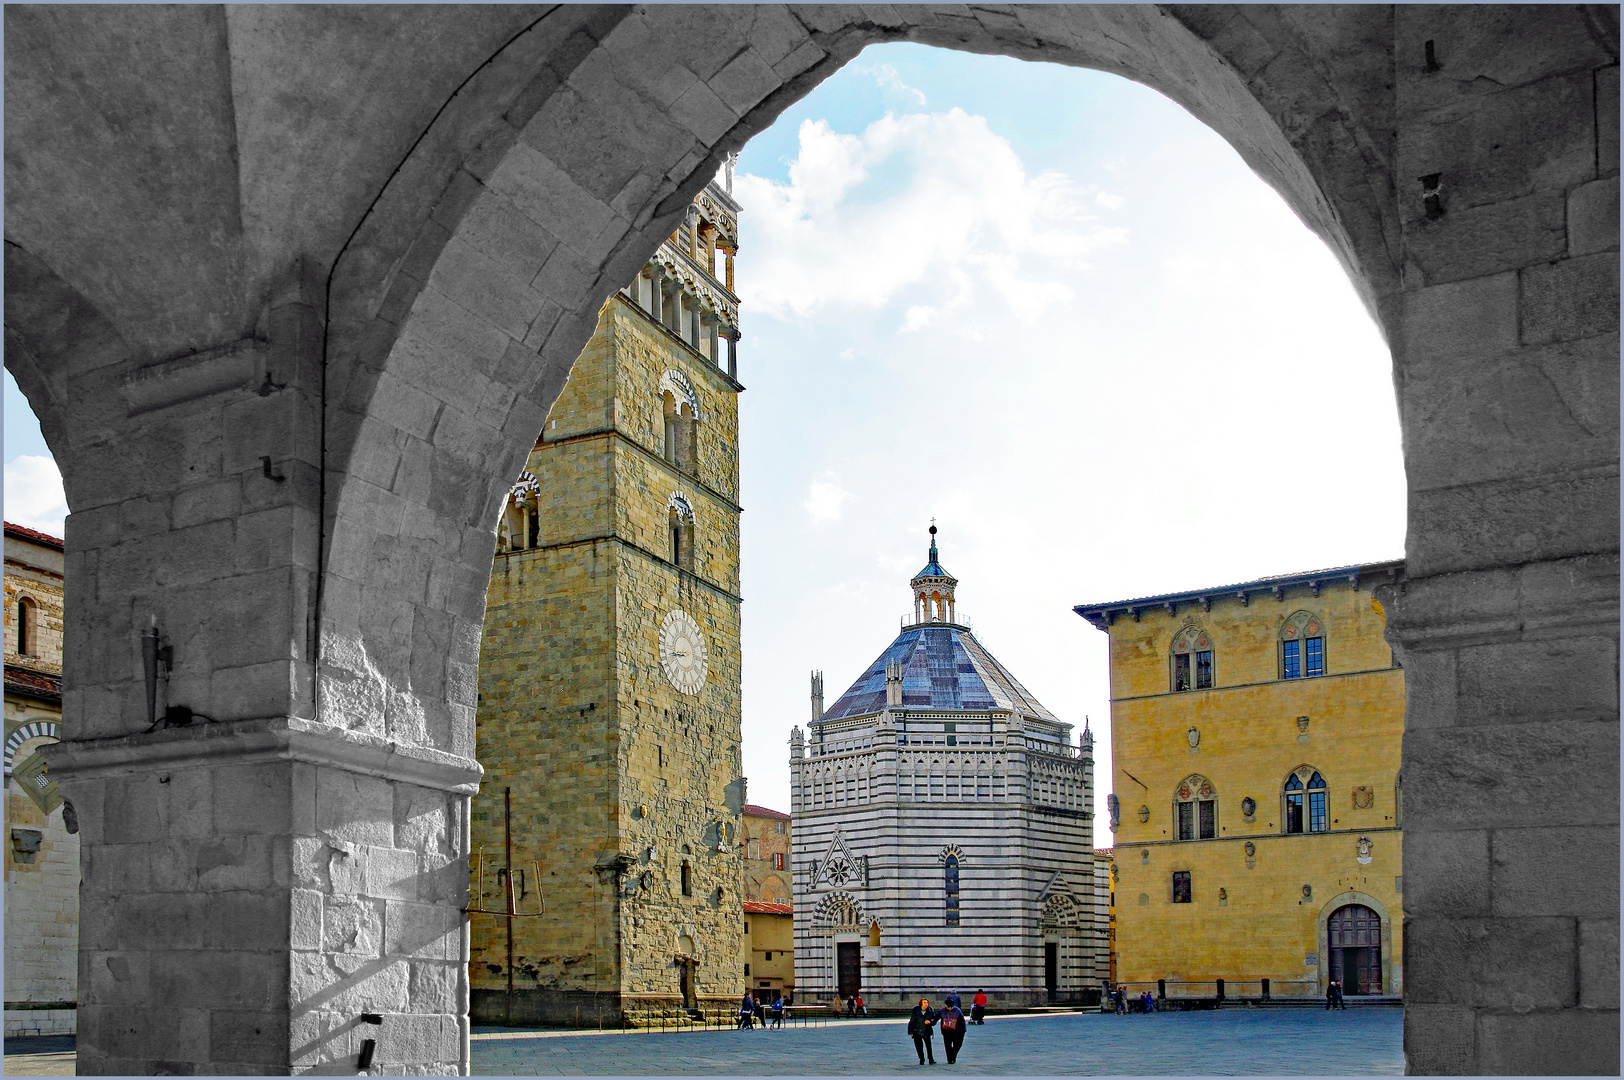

left=1283, top=766, right=1328, bottom=833
left=1170, top=624, right=1214, bottom=692
left=668, top=493, right=695, bottom=570
left=1175, top=774, right=1218, bottom=840
left=1280, top=610, right=1326, bottom=679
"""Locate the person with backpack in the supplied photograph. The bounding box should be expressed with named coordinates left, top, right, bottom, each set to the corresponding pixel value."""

left=907, top=998, right=939, bottom=1065
left=971, top=989, right=987, bottom=1025
left=771, top=995, right=785, bottom=1028
left=938, top=998, right=968, bottom=1065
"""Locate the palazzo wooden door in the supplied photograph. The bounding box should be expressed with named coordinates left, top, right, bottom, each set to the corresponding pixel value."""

left=837, top=942, right=861, bottom=998
left=1327, top=905, right=1382, bottom=994
left=1045, top=943, right=1059, bottom=1002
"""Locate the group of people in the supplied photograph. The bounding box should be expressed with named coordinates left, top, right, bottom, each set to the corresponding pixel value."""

left=1325, top=980, right=1347, bottom=1010
left=737, top=992, right=788, bottom=1029
left=843, top=995, right=869, bottom=1016
left=1109, top=986, right=1157, bottom=1014
left=906, top=991, right=989, bottom=1066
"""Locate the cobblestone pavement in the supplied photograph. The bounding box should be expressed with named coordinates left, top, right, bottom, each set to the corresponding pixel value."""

left=472, top=1009, right=1404, bottom=1075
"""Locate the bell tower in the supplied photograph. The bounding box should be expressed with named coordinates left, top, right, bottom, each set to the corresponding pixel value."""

left=909, top=524, right=961, bottom=626
left=471, top=174, right=746, bottom=1025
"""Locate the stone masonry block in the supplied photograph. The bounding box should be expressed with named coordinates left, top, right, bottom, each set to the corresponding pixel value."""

left=405, top=960, right=458, bottom=1015
left=1401, top=827, right=1488, bottom=917
left=1521, top=251, right=1621, bottom=345
left=1403, top=1003, right=1477, bottom=1075
left=86, top=1005, right=210, bottom=1063
left=1478, top=1009, right=1620, bottom=1074
left=1569, top=175, right=1620, bottom=256
left=323, top=895, right=385, bottom=957
left=1404, top=915, right=1576, bottom=1009
left=151, top=949, right=288, bottom=1010
left=489, top=141, right=617, bottom=252
left=738, top=4, right=815, bottom=67
left=215, top=762, right=293, bottom=836
left=204, top=890, right=291, bottom=952
left=101, top=773, right=166, bottom=845
left=115, top=892, right=209, bottom=950
left=383, top=899, right=455, bottom=960
left=209, top=1009, right=291, bottom=1067
left=1457, top=636, right=1619, bottom=726
left=427, top=238, right=552, bottom=342
left=1399, top=70, right=1594, bottom=210
left=668, top=78, right=738, bottom=146
left=162, top=764, right=215, bottom=841
left=82, top=950, right=152, bottom=1008
left=316, top=769, right=396, bottom=848
left=375, top=1009, right=445, bottom=1063
left=708, top=48, right=780, bottom=116
left=1399, top=271, right=1518, bottom=364
left=292, top=888, right=323, bottom=951
left=1405, top=719, right=1619, bottom=830
left=1406, top=466, right=1619, bottom=577
left=1398, top=335, right=1617, bottom=491
left=1398, top=647, right=1458, bottom=727
left=1579, top=917, right=1621, bottom=1008
left=1491, top=824, right=1620, bottom=917
left=1403, top=190, right=1566, bottom=286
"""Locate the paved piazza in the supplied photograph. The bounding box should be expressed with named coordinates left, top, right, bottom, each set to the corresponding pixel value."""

left=471, top=1009, right=1404, bottom=1076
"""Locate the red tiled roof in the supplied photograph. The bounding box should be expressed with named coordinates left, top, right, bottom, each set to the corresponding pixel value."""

left=743, top=901, right=792, bottom=915
left=742, top=803, right=789, bottom=821
left=4, top=522, right=64, bottom=550
left=4, top=665, right=62, bottom=703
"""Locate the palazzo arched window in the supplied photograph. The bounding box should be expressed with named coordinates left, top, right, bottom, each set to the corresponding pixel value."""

left=1175, top=774, right=1217, bottom=840
left=1170, top=625, right=1214, bottom=692
left=1283, top=767, right=1328, bottom=833
left=1280, top=611, right=1326, bottom=679
left=944, top=854, right=961, bottom=926
left=659, top=372, right=700, bottom=473
left=668, top=493, right=695, bottom=570
left=14, top=596, right=37, bottom=657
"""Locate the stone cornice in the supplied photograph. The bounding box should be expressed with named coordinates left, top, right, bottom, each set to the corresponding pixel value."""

left=1075, top=559, right=1405, bottom=631
left=40, top=716, right=482, bottom=794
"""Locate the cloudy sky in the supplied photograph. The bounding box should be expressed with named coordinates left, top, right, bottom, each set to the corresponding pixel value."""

left=2, top=44, right=1405, bottom=848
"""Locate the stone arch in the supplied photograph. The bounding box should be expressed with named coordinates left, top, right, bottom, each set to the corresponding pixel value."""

left=1315, top=891, right=1397, bottom=997
left=4, top=719, right=61, bottom=776
left=812, top=891, right=866, bottom=931
left=2, top=7, right=1614, bottom=1075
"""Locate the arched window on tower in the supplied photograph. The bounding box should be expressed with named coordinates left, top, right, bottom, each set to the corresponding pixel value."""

left=1280, top=611, right=1327, bottom=679
left=14, top=596, right=36, bottom=657
left=944, top=855, right=961, bottom=926
left=1175, top=775, right=1217, bottom=840
left=668, top=494, right=695, bottom=570
left=659, top=372, right=700, bottom=474
left=1170, top=625, right=1214, bottom=692
left=1283, top=767, right=1328, bottom=833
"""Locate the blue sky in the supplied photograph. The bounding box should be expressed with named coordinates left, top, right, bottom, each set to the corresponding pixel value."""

left=2, top=45, right=1405, bottom=847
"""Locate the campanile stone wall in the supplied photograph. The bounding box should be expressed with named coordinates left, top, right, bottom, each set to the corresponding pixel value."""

left=471, top=186, right=746, bottom=1025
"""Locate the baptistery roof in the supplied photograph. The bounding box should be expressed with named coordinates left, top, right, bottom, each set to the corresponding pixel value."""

left=821, top=623, right=1057, bottom=723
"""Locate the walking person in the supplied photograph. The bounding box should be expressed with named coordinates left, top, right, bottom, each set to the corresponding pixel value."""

left=1333, top=980, right=1347, bottom=1010
left=771, top=995, right=785, bottom=1029
left=739, top=991, right=757, bottom=1030
left=1113, top=986, right=1127, bottom=1015
left=971, top=989, right=987, bottom=1025
left=1325, top=980, right=1339, bottom=1010
left=907, top=998, right=940, bottom=1065
left=938, top=998, right=968, bottom=1065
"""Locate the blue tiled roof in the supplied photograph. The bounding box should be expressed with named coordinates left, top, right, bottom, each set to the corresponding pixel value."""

left=914, top=556, right=950, bottom=578
left=820, top=624, right=1057, bottom=723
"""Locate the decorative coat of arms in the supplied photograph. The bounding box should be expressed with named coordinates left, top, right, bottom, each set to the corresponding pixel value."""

left=1351, top=785, right=1374, bottom=809
left=1356, top=837, right=1374, bottom=865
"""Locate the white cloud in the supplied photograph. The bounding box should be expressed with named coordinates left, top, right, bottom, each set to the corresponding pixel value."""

left=868, top=63, right=927, bottom=105
left=804, top=472, right=851, bottom=524
left=4, top=455, right=67, bottom=538
left=1095, top=191, right=1125, bottom=210
left=734, top=110, right=1125, bottom=325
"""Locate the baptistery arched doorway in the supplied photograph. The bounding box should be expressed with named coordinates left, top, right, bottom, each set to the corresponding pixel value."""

left=1327, top=904, right=1383, bottom=995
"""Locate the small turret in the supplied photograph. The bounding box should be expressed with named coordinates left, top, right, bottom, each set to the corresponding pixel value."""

left=789, top=725, right=804, bottom=760
left=909, top=523, right=961, bottom=625
left=885, top=660, right=904, bottom=707
left=811, top=670, right=825, bottom=720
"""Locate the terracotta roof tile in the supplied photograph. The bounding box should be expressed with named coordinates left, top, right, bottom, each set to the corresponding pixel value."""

left=742, top=901, right=792, bottom=915
left=742, top=803, right=789, bottom=821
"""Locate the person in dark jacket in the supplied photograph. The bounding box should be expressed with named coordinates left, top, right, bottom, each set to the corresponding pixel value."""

left=938, top=1000, right=968, bottom=1064
left=739, top=991, right=757, bottom=1030
left=907, top=998, right=939, bottom=1064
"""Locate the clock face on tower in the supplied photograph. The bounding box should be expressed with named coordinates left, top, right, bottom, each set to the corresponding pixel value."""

left=659, top=609, right=709, bottom=695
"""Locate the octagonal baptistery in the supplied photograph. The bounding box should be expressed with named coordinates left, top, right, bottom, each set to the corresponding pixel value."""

left=790, top=530, right=1105, bottom=1008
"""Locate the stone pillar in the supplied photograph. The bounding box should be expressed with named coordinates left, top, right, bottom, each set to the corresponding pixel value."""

left=723, top=325, right=738, bottom=380
left=1385, top=10, right=1619, bottom=1073
left=38, top=271, right=482, bottom=1075
left=648, top=265, right=665, bottom=325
